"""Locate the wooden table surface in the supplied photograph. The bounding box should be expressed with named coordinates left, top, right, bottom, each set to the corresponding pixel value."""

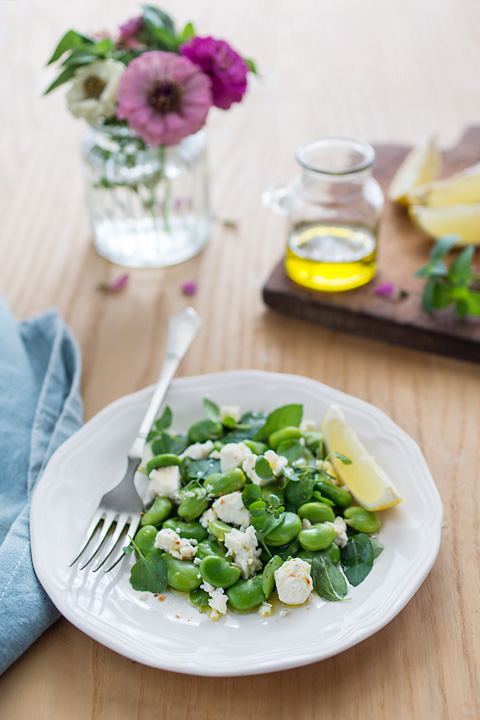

left=1, top=1, right=480, bottom=718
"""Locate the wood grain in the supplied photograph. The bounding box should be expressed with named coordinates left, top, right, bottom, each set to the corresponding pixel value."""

left=1, top=1, right=480, bottom=718
left=263, top=127, right=480, bottom=363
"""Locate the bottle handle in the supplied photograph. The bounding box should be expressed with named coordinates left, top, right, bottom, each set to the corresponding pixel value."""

left=262, top=182, right=289, bottom=215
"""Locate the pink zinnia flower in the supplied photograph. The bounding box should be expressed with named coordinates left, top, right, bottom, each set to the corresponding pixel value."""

left=180, top=36, right=248, bottom=110
left=116, top=51, right=212, bottom=146
left=118, top=16, right=144, bottom=48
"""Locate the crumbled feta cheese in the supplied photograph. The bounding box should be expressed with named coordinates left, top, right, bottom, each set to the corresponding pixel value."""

left=279, top=609, right=289, bottom=617
left=258, top=601, right=273, bottom=617
left=220, top=442, right=254, bottom=472
left=149, top=465, right=181, bottom=499
left=327, top=516, right=348, bottom=548
left=212, top=491, right=250, bottom=527
left=242, top=454, right=263, bottom=485
left=274, top=558, right=313, bottom=605
left=193, top=557, right=201, bottom=566
left=220, top=405, right=241, bottom=423
left=201, top=581, right=228, bottom=616
left=264, top=449, right=288, bottom=476
left=179, top=440, right=214, bottom=461
left=301, top=518, right=312, bottom=530
left=154, top=528, right=197, bottom=561
left=209, top=450, right=221, bottom=459
left=199, top=507, right=218, bottom=528
left=224, top=526, right=262, bottom=579
left=300, top=419, right=319, bottom=433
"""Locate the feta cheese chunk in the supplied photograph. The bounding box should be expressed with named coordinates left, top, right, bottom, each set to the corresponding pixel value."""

left=300, top=419, right=319, bottom=434
left=242, top=454, right=263, bottom=485
left=274, top=558, right=313, bottom=605
left=179, top=440, right=214, bottom=461
left=220, top=405, right=241, bottom=424
left=155, top=528, right=197, bottom=561
left=149, top=465, right=181, bottom=499
left=224, top=526, right=262, bottom=579
left=258, top=601, right=273, bottom=617
left=199, top=507, right=218, bottom=528
left=327, top=516, right=348, bottom=548
left=264, top=449, right=288, bottom=476
left=201, top=581, right=227, bottom=616
left=212, top=491, right=250, bottom=527
left=219, top=442, right=254, bottom=473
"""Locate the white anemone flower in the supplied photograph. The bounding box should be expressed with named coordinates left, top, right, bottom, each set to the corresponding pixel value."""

left=66, top=59, right=125, bottom=124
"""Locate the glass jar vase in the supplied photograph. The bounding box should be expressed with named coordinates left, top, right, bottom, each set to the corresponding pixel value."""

left=264, top=137, right=384, bottom=291
left=81, top=125, right=210, bottom=268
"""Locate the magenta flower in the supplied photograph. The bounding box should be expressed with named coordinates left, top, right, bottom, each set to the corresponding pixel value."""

left=118, top=17, right=144, bottom=48
left=98, top=273, right=130, bottom=292
left=180, top=36, right=248, bottom=110
left=182, top=280, right=197, bottom=296
left=374, top=282, right=396, bottom=298
left=116, top=51, right=212, bottom=146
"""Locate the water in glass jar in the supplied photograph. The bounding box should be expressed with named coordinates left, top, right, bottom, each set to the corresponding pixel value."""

left=285, top=222, right=377, bottom=291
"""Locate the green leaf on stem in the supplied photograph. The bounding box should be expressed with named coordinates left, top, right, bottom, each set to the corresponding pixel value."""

left=203, top=397, right=220, bottom=423
left=46, top=29, right=94, bottom=65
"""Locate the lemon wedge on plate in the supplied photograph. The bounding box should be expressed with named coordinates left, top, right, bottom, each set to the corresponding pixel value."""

left=322, top=404, right=403, bottom=512
left=388, top=135, right=441, bottom=206
left=409, top=204, right=480, bottom=245
left=407, top=161, right=480, bottom=207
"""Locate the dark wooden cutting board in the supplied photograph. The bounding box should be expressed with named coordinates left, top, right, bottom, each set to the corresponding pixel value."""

left=263, top=126, right=480, bottom=363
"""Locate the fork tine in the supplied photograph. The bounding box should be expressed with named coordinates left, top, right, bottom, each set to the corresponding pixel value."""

left=104, top=515, right=142, bottom=573
left=78, top=510, right=118, bottom=570
left=69, top=510, right=106, bottom=567
left=92, top=513, right=131, bottom=572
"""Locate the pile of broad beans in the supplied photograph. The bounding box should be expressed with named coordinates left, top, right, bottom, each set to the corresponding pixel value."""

left=128, top=400, right=384, bottom=615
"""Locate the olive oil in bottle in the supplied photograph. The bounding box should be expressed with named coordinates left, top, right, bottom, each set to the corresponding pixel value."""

left=285, top=222, right=377, bottom=292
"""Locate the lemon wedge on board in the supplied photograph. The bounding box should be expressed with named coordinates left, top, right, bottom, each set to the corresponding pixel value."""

left=407, top=161, right=480, bottom=207
left=322, top=404, right=403, bottom=512
left=409, top=204, right=480, bottom=245
left=388, top=135, right=441, bottom=206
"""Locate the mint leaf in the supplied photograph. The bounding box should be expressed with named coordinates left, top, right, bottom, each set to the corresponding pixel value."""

left=328, top=451, right=352, bottom=465
left=254, top=404, right=303, bottom=441
left=203, top=397, right=220, bottom=423
left=312, top=551, right=348, bottom=601
left=155, top=406, right=172, bottom=431
left=448, top=246, right=475, bottom=285
left=255, top=456, right=275, bottom=482
left=242, top=484, right=262, bottom=510
left=421, top=276, right=436, bottom=313
left=430, top=235, right=458, bottom=260
left=341, top=533, right=374, bottom=586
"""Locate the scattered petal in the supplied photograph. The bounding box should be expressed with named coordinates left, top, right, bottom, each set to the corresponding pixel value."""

left=182, top=280, right=197, bottom=296
left=98, top=273, right=130, bottom=292
left=374, top=282, right=396, bottom=297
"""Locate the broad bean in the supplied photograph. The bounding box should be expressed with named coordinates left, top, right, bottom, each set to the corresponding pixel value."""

left=298, top=523, right=336, bottom=551
left=199, top=556, right=241, bottom=588
left=162, top=518, right=208, bottom=542
left=146, top=453, right=181, bottom=475
left=226, top=575, right=266, bottom=611
left=298, top=501, right=335, bottom=523
left=261, top=555, right=284, bottom=598
left=164, top=555, right=202, bottom=592
left=314, top=480, right=352, bottom=508
left=203, top=468, right=246, bottom=497
left=265, top=512, right=302, bottom=547
left=344, top=506, right=380, bottom=534
left=208, top=519, right=233, bottom=541
left=177, top=486, right=209, bottom=521
left=268, top=426, right=302, bottom=450
left=133, top=525, right=157, bottom=556
left=244, top=440, right=269, bottom=455
left=196, top=538, right=226, bottom=560
left=140, top=496, right=172, bottom=527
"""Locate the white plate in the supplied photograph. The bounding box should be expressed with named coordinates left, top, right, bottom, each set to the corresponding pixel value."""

left=30, top=370, right=442, bottom=677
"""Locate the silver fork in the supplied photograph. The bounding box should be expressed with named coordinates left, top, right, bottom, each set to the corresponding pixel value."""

left=70, top=307, right=202, bottom=573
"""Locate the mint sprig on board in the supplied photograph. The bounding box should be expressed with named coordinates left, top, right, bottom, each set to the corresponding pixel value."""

left=414, top=235, right=480, bottom=318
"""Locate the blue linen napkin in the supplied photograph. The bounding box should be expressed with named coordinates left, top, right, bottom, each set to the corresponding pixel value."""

left=0, top=294, right=83, bottom=674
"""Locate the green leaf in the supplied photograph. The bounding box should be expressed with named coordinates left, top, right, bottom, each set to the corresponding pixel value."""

left=249, top=500, right=267, bottom=518
left=466, top=290, right=480, bottom=316
left=222, top=416, right=237, bottom=429
left=328, top=451, right=352, bottom=465
left=448, top=246, right=474, bottom=285
left=181, top=456, right=220, bottom=482
left=341, top=533, right=374, bottom=586
left=47, top=29, right=94, bottom=65
left=180, top=22, right=195, bottom=41
left=203, top=397, right=220, bottom=423
left=155, top=406, right=172, bottom=431
left=129, top=548, right=168, bottom=593
left=242, top=484, right=262, bottom=509
left=254, top=404, right=303, bottom=441
left=455, top=297, right=469, bottom=318
left=143, top=21, right=180, bottom=51
left=312, top=551, right=348, bottom=601
left=432, top=283, right=452, bottom=309
left=421, top=276, right=437, bottom=314
left=244, top=58, right=258, bottom=74
left=43, top=65, right=78, bottom=95
left=255, top=456, right=275, bottom=482
left=92, top=38, right=115, bottom=56
left=223, top=410, right=267, bottom=443
left=413, top=263, right=433, bottom=279
left=142, top=4, right=176, bottom=34
left=151, top=432, right=187, bottom=456
left=61, top=50, right=98, bottom=67
left=430, top=235, right=459, bottom=261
